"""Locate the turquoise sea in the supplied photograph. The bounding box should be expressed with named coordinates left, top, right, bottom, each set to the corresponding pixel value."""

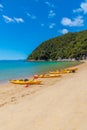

left=0, top=60, right=79, bottom=83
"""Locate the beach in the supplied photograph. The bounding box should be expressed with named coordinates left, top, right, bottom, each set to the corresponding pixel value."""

left=0, top=61, right=87, bottom=130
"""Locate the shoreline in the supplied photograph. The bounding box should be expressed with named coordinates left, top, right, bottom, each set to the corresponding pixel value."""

left=0, top=60, right=87, bottom=130
left=0, top=60, right=81, bottom=84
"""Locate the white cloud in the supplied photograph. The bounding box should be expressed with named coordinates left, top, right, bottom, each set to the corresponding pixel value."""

left=45, top=1, right=55, bottom=8
left=2, top=15, right=14, bottom=23
left=73, top=8, right=82, bottom=13
left=41, top=23, right=45, bottom=27
left=73, top=1, right=87, bottom=14
left=61, top=16, right=84, bottom=27
left=27, top=13, right=37, bottom=19
left=0, top=4, right=3, bottom=8
left=48, top=10, right=56, bottom=18
left=49, top=23, right=56, bottom=29
left=0, top=4, right=4, bottom=11
left=81, top=1, right=87, bottom=13
left=61, top=29, right=69, bottom=34
left=14, top=17, right=24, bottom=23
left=2, top=15, right=24, bottom=23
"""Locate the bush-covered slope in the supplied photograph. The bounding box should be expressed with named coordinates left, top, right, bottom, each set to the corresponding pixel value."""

left=27, top=30, right=87, bottom=60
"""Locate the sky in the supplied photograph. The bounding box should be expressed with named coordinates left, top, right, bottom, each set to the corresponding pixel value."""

left=0, top=0, right=87, bottom=60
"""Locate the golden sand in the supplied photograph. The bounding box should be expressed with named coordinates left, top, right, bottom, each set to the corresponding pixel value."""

left=0, top=61, right=87, bottom=130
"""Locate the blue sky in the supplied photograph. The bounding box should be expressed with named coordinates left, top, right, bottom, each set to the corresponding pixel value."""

left=0, top=0, right=87, bottom=60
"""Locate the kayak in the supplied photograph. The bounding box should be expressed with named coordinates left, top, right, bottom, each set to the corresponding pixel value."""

left=10, top=79, right=42, bottom=85
left=64, top=67, right=78, bottom=73
left=66, top=67, right=78, bottom=71
left=50, top=67, right=78, bottom=74
left=68, top=67, right=78, bottom=70
left=49, top=70, right=71, bottom=74
left=38, top=74, right=61, bottom=78
left=50, top=71, right=61, bottom=74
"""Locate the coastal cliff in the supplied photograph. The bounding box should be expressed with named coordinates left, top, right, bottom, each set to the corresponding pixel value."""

left=27, top=30, right=87, bottom=61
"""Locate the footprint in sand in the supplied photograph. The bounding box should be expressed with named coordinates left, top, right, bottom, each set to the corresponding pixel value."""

left=0, top=102, right=7, bottom=107
left=10, top=97, right=17, bottom=102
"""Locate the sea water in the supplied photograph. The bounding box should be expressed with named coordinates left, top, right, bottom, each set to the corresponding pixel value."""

left=0, top=60, right=79, bottom=82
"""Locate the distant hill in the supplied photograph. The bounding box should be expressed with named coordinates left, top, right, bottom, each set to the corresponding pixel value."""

left=27, top=30, right=87, bottom=61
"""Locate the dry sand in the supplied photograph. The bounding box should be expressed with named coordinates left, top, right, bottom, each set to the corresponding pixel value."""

left=0, top=61, right=87, bottom=130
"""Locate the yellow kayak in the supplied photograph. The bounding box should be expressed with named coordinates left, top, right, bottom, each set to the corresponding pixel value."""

left=66, top=67, right=78, bottom=71
left=62, top=70, right=71, bottom=73
left=38, top=74, right=61, bottom=78
left=50, top=70, right=70, bottom=74
left=49, top=70, right=61, bottom=74
left=64, top=67, right=78, bottom=73
left=10, top=79, right=42, bottom=85
left=50, top=67, right=78, bottom=74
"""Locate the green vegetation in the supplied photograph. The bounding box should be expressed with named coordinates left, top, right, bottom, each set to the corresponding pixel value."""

left=27, top=30, right=87, bottom=61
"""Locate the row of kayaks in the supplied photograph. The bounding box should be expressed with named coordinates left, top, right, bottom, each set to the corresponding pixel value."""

left=10, top=67, right=78, bottom=85
left=10, top=74, right=61, bottom=85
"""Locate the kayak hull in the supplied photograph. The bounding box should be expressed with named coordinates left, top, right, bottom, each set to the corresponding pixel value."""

left=38, top=74, right=61, bottom=78
left=10, top=80, right=42, bottom=85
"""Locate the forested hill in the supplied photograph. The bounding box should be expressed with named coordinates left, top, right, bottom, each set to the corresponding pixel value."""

left=27, top=30, right=87, bottom=61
